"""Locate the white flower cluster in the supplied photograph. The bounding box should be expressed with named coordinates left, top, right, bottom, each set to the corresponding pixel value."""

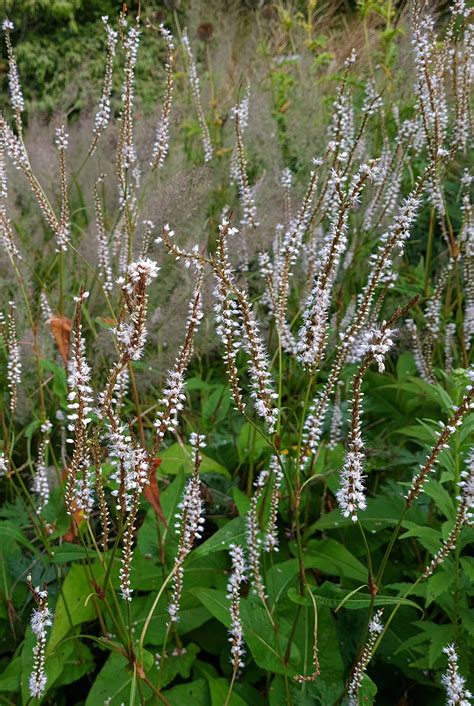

left=441, top=644, right=473, bottom=706
left=115, top=258, right=159, bottom=360
left=297, top=173, right=350, bottom=368
left=412, top=12, right=448, bottom=150
left=347, top=610, right=383, bottom=705
left=28, top=581, right=52, bottom=699
left=0, top=451, right=8, bottom=477
left=66, top=292, right=94, bottom=516
left=182, top=32, right=213, bottom=162
left=155, top=264, right=204, bottom=444
left=3, top=302, right=22, bottom=413
left=54, top=125, right=69, bottom=151
left=246, top=470, right=268, bottom=600
left=32, top=421, right=53, bottom=512
left=3, top=19, right=24, bottom=116
left=458, top=449, right=474, bottom=525
left=0, top=120, right=29, bottom=171
left=93, top=16, right=118, bottom=136
left=108, top=424, right=149, bottom=512
left=168, top=434, right=205, bottom=622
left=150, top=25, right=175, bottom=169
left=227, top=544, right=247, bottom=671
left=336, top=415, right=366, bottom=523
left=264, top=455, right=284, bottom=552
left=356, top=326, right=396, bottom=373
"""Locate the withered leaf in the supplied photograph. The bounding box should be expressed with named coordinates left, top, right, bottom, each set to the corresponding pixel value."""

left=49, top=315, right=72, bottom=364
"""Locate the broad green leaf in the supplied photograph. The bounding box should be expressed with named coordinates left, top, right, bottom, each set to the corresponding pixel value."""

left=50, top=543, right=91, bottom=563
left=48, top=564, right=98, bottom=652
left=85, top=651, right=131, bottom=706
left=209, top=678, right=249, bottom=706
left=302, top=538, right=368, bottom=582
left=288, top=584, right=423, bottom=613
left=357, top=673, right=378, bottom=705
left=191, top=587, right=299, bottom=675
left=162, top=678, right=211, bottom=705
left=237, top=421, right=268, bottom=462
left=426, top=569, right=453, bottom=607
left=190, top=517, right=246, bottom=560
left=400, top=522, right=441, bottom=554
left=424, top=480, right=455, bottom=521
left=0, top=656, right=21, bottom=692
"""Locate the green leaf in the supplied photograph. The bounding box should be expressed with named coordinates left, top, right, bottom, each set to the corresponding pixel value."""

left=357, top=673, right=378, bottom=705
left=400, top=522, right=442, bottom=554
left=162, top=678, right=211, bottom=705
left=0, top=656, right=21, bottom=692
left=209, top=678, right=249, bottom=706
left=424, top=480, right=455, bottom=521
left=288, top=584, right=423, bottom=613
left=237, top=422, right=268, bottom=462
left=190, top=517, right=246, bottom=560
left=85, top=652, right=131, bottom=706
left=191, top=588, right=299, bottom=675
left=426, top=568, right=453, bottom=607
left=48, top=564, right=97, bottom=652
left=50, top=543, right=91, bottom=563
left=302, top=539, right=368, bottom=582
left=159, top=443, right=230, bottom=477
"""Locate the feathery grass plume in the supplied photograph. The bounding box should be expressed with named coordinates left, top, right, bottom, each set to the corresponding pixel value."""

left=423, top=448, right=474, bottom=578
left=2, top=20, right=24, bottom=136
left=181, top=31, right=213, bottom=162
left=153, top=248, right=204, bottom=453
left=65, top=290, right=94, bottom=518
left=168, top=433, right=205, bottom=622
left=0, top=301, right=21, bottom=414
left=32, top=420, right=52, bottom=513
left=93, top=175, right=113, bottom=293
left=406, top=369, right=474, bottom=508
left=441, top=644, right=473, bottom=706
left=214, top=217, right=246, bottom=413
left=346, top=610, right=384, bottom=706
left=151, top=25, right=175, bottom=170
left=337, top=326, right=395, bottom=522
left=230, top=90, right=258, bottom=230
left=54, top=125, right=71, bottom=252
left=246, top=469, right=269, bottom=601
left=27, top=578, right=52, bottom=700
left=263, top=455, right=284, bottom=553
left=90, top=16, right=118, bottom=153
left=227, top=544, right=246, bottom=672
left=303, top=176, right=426, bottom=454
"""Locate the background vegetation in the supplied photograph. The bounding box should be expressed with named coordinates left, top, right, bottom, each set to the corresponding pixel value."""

left=0, top=1, right=472, bottom=705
